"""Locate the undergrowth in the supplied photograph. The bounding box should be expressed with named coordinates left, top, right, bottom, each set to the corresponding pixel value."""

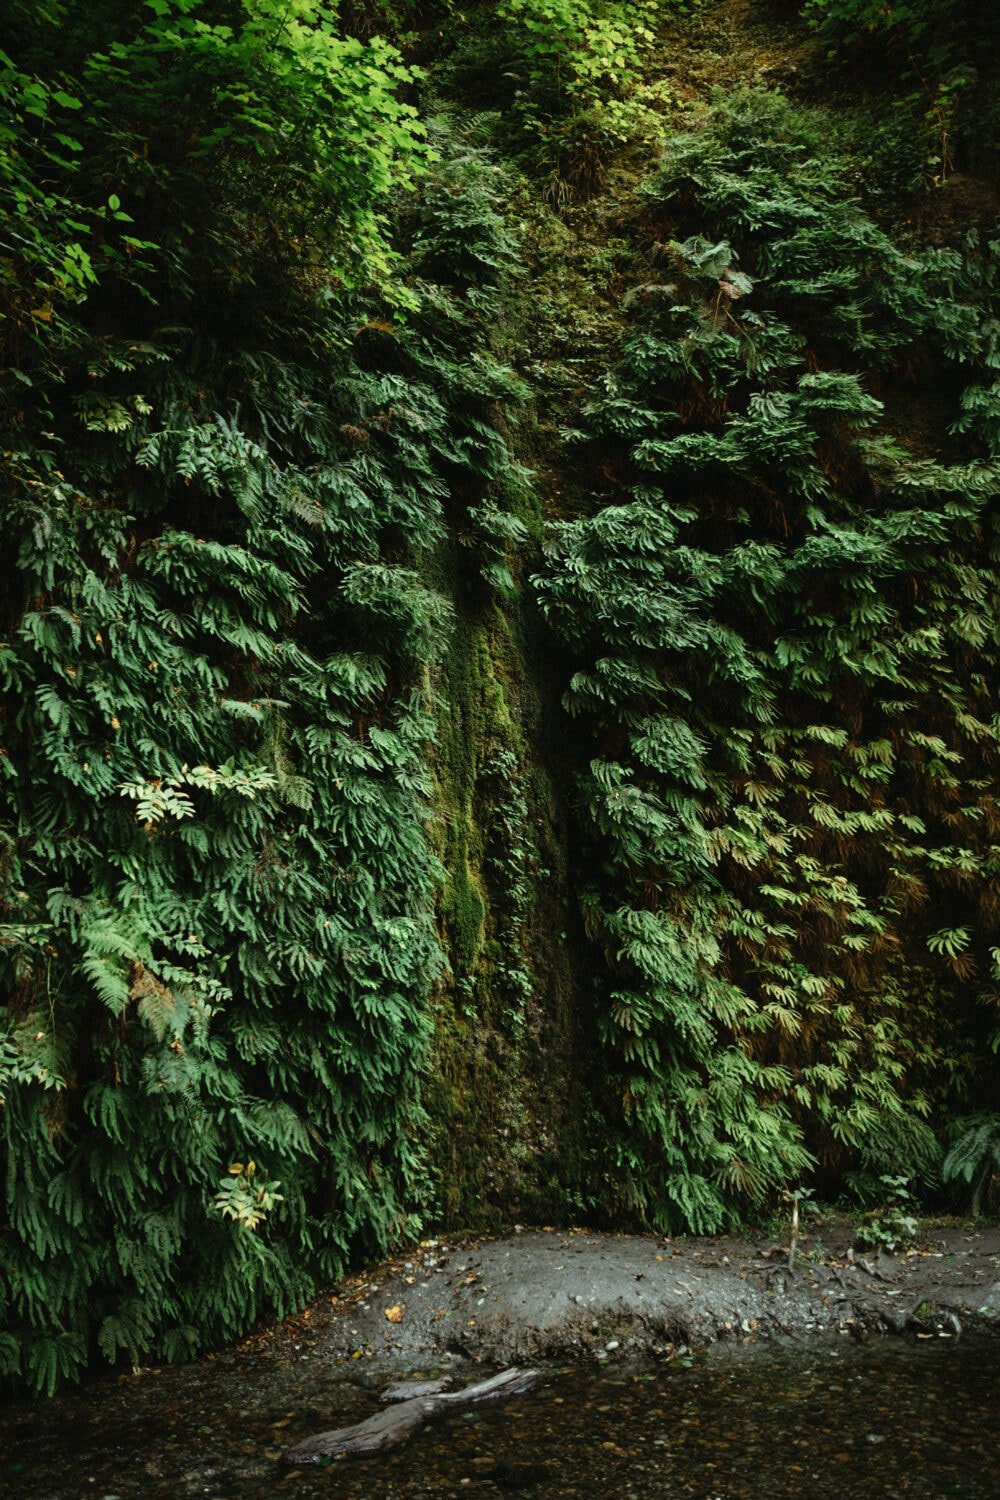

left=535, top=88, right=1000, bottom=1232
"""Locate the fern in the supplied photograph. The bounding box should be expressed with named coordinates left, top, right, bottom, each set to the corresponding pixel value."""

left=942, top=1116, right=1000, bottom=1215
left=0, top=26, right=530, bottom=1391
left=534, top=87, right=1000, bottom=1228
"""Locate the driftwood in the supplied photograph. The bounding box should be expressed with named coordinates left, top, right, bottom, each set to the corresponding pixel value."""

left=380, top=1375, right=454, bottom=1403
left=282, top=1366, right=541, bottom=1464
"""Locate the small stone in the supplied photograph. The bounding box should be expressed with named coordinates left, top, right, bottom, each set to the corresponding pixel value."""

left=605, top=1339, right=620, bottom=1352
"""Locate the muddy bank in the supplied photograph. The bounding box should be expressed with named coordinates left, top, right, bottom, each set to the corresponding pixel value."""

left=244, top=1218, right=1000, bottom=1371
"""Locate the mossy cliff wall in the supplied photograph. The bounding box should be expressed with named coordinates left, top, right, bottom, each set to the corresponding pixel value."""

left=2, top=0, right=999, bottom=1396
left=413, top=0, right=1000, bottom=1232
left=423, top=537, right=589, bottom=1227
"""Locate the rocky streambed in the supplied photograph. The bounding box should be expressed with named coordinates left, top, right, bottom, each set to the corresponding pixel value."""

left=2, top=1219, right=998, bottom=1499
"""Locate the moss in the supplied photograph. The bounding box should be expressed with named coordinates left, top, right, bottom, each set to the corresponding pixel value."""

left=422, top=510, right=590, bottom=1227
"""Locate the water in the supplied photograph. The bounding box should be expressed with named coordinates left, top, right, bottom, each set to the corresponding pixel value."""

left=1, top=1335, right=997, bottom=1498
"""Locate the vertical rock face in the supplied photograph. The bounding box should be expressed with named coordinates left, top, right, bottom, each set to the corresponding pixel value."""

left=425, top=559, right=589, bottom=1227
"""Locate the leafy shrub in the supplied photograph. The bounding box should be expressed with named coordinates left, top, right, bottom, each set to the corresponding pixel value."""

left=491, top=0, right=684, bottom=188
left=854, top=1175, right=919, bottom=1252
left=801, top=0, right=1000, bottom=184
left=801, top=0, right=990, bottom=58
left=499, top=0, right=659, bottom=109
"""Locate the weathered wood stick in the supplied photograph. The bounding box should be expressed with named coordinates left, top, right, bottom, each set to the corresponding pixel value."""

left=380, top=1375, right=454, bottom=1404
left=434, top=1368, right=540, bottom=1407
left=282, top=1366, right=541, bottom=1464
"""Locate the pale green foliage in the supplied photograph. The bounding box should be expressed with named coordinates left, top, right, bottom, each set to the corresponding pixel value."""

left=214, top=1161, right=284, bottom=1232
left=498, top=0, right=662, bottom=109
left=491, top=0, right=686, bottom=186
left=0, top=0, right=429, bottom=401
left=854, top=1175, right=918, bottom=1252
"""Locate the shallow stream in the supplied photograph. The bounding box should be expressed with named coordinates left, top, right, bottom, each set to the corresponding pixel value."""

left=1, top=1334, right=997, bottom=1498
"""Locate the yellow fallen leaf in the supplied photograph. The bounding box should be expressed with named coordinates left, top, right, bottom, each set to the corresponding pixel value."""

left=384, top=1304, right=404, bottom=1323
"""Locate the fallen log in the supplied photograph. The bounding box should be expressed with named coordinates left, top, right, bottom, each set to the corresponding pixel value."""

left=282, top=1366, right=542, bottom=1464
